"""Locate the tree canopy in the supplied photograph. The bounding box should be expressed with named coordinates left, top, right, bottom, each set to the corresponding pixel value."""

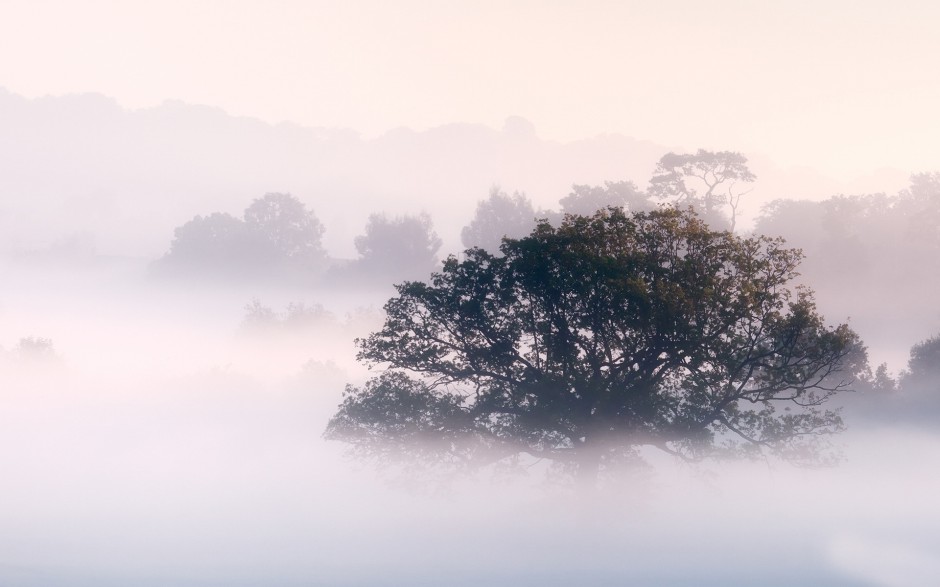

left=900, top=334, right=940, bottom=395
left=460, top=187, right=536, bottom=252
left=649, top=150, right=755, bottom=231
left=559, top=180, right=652, bottom=217
left=158, top=192, right=326, bottom=279
left=243, top=192, right=327, bottom=264
left=352, top=212, right=443, bottom=281
left=326, top=208, right=862, bottom=480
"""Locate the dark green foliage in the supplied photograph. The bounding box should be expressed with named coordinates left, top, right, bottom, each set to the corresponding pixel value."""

left=327, top=208, right=861, bottom=477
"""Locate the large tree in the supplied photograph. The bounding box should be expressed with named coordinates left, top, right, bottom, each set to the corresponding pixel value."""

left=649, top=150, right=755, bottom=231
left=326, top=208, right=861, bottom=480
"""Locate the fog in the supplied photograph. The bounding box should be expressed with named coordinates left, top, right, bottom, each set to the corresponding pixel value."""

left=4, top=258, right=939, bottom=587
left=0, top=89, right=910, bottom=260
left=4, top=223, right=940, bottom=586
left=2, top=78, right=939, bottom=586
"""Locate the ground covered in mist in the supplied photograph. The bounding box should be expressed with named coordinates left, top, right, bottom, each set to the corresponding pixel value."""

left=1, top=258, right=937, bottom=587
left=2, top=87, right=939, bottom=587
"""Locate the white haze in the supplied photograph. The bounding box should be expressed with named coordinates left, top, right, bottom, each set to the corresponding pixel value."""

left=0, top=89, right=910, bottom=261
left=1, top=252, right=938, bottom=587
left=1, top=4, right=938, bottom=578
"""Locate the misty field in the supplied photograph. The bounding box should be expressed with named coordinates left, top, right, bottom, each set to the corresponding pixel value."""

left=1, top=253, right=937, bottom=587
left=3, top=4, right=940, bottom=580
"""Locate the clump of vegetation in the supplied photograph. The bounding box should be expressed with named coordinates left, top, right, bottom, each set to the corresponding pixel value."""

left=326, top=207, right=863, bottom=482
left=0, top=336, right=61, bottom=367
left=240, top=299, right=337, bottom=334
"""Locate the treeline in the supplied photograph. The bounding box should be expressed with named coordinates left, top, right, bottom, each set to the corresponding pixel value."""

left=755, top=172, right=940, bottom=298
left=755, top=172, right=940, bottom=354
left=152, top=192, right=442, bottom=285
left=152, top=150, right=753, bottom=285
left=151, top=149, right=940, bottom=411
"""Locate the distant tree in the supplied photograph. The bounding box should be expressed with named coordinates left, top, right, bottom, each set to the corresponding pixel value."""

left=900, top=173, right=940, bottom=249
left=243, top=192, right=327, bottom=265
left=754, top=199, right=823, bottom=251
left=460, top=187, right=536, bottom=252
left=158, top=193, right=328, bottom=280
left=326, top=208, right=861, bottom=481
left=899, top=335, right=940, bottom=395
left=163, top=212, right=272, bottom=272
left=559, top=180, right=652, bottom=216
left=353, top=213, right=443, bottom=281
left=241, top=298, right=280, bottom=329
left=864, top=363, right=898, bottom=394
left=649, top=150, right=755, bottom=231
left=13, top=337, right=60, bottom=364
left=241, top=298, right=336, bottom=334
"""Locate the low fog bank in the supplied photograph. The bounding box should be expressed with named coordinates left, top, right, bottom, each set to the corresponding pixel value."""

left=4, top=369, right=937, bottom=587
left=1, top=261, right=939, bottom=587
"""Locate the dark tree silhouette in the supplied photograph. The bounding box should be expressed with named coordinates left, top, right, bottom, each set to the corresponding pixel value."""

left=649, top=150, right=755, bottom=231
left=326, top=208, right=861, bottom=480
left=461, top=187, right=536, bottom=252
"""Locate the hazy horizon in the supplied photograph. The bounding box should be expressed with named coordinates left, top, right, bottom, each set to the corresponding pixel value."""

left=3, top=0, right=940, bottom=180
left=2, top=3, right=938, bottom=586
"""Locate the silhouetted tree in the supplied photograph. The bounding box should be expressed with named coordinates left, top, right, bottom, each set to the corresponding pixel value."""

left=900, top=334, right=940, bottom=395
left=326, top=208, right=861, bottom=481
left=162, top=212, right=274, bottom=275
left=158, top=193, right=328, bottom=280
left=559, top=180, right=652, bottom=216
left=461, top=187, right=537, bottom=252
left=864, top=363, right=898, bottom=394
left=649, top=150, right=755, bottom=230
left=243, top=192, right=327, bottom=265
left=353, top=213, right=443, bottom=281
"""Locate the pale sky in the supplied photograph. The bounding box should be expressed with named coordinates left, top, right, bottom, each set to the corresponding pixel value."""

left=2, top=0, right=939, bottom=179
